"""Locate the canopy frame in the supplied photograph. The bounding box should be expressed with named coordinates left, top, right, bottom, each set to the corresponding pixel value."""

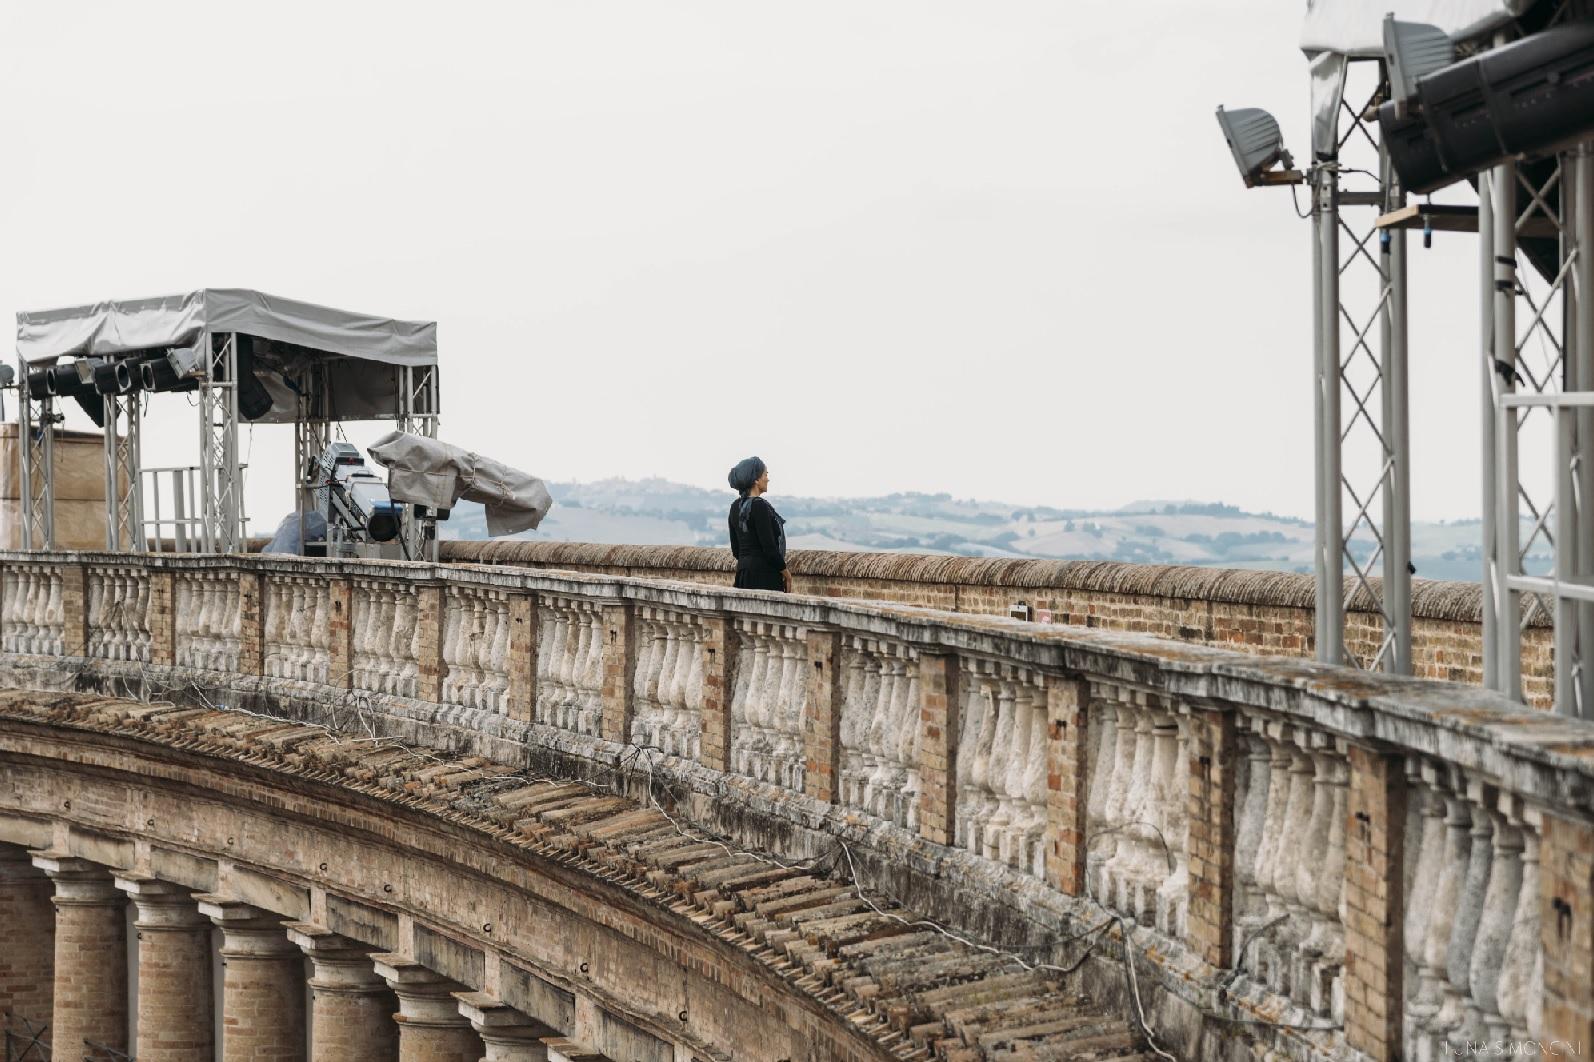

left=14, top=289, right=442, bottom=555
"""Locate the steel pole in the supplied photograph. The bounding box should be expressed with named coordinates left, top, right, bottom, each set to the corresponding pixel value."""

left=1315, top=163, right=1345, bottom=664
left=1571, top=143, right=1594, bottom=717
left=1493, top=161, right=1523, bottom=699
left=1381, top=146, right=1413, bottom=674
left=1479, top=174, right=1500, bottom=689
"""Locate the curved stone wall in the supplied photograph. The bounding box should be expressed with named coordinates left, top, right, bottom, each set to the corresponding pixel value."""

left=439, top=541, right=1556, bottom=708
left=0, top=549, right=1590, bottom=1062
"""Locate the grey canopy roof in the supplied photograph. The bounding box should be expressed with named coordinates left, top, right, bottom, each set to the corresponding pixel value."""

left=15, top=288, right=436, bottom=367
left=1300, top=0, right=1530, bottom=56
left=15, top=288, right=438, bottom=424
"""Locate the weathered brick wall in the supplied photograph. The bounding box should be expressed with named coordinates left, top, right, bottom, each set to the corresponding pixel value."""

left=444, top=541, right=1556, bottom=707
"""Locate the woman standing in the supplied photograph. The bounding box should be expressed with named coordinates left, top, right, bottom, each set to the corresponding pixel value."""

left=727, top=456, right=791, bottom=592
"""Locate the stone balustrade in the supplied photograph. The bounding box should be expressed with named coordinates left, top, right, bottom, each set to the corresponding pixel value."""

left=3, top=549, right=1594, bottom=1061
left=1, top=562, right=64, bottom=657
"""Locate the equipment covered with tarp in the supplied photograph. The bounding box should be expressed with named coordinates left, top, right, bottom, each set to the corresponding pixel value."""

left=15, top=288, right=438, bottom=423
left=1300, top=0, right=1530, bottom=57
left=367, top=431, right=553, bottom=537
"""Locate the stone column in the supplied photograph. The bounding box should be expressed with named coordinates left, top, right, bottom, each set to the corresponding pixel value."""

left=118, top=877, right=215, bottom=1062
left=415, top=585, right=448, bottom=702
left=1185, top=704, right=1237, bottom=968
left=1541, top=807, right=1594, bottom=1044
left=455, top=993, right=556, bottom=1061
left=372, top=955, right=483, bottom=1062
left=0, top=845, right=54, bottom=1028
left=506, top=593, right=539, bottom=722
left=200, top=898, right=307, bottom=1062
left=31, top=852, right=129, bottom=1057
left=149, top=568, right=177, bottom=666
left=287, top=924, right=398, bottom=1062
left=804, top=630, right=844, bottom=806
left=238, top=571, right=267, bottom=677
left=697, top=615, right=734, bottom=773
left=599, top=602, right=635, bottom=745
left=1043, top=676, right=1088, bottom=895
left=1343, top=743, right=1406, bottom=1062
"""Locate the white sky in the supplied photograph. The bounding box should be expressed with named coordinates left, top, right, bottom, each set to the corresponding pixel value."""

left=0, top=2, right=1494, bottom=525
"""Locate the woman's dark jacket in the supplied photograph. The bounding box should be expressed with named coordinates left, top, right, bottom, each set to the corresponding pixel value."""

left=728, top=495, right=787, bottom=592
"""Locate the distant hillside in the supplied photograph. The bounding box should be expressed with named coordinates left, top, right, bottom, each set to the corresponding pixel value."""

left=439, top=477, right=1534, bottom=583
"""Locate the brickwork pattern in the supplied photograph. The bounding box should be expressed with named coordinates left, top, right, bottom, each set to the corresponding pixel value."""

left=149, top=570, right=177, bottom=666
left=327, top=577, right=353, bottom=689
left=220, top=934, right=308, bottom=1062
left=395, top=1022, right=483, bottom=1062
left=415, top=586, right=447, bottom=703
left=804, top=630, right=843, bottom=804
left=1043, top=678, right=1087, bottom=896
left=0, top=850, right=54, bottom=1027
left=697, top=616, right=733, bottom=773
left=61, top=562, right=87, bottom=657
left=50, top=876, right=130, bottom=1056
left=310, top=980, right=398, bottom=1062
left=238, top=572, right=265, bottom=677
left=1542, top=810, right=1594, bottom=1045
left=134, top=905, right=215, bottom=1061
left=1185, top=707, right=1237, bottom=968
left=918, top=653, right=958, bottom=846
left=1343, top=744, right=1406, bottom=1061
left=506, top=593, right=537, bottom=723
left=599, top=602, right=633, bottom=745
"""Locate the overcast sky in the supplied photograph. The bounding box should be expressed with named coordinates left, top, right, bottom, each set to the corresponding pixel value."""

left=0, top=2, right=1494, bottom=526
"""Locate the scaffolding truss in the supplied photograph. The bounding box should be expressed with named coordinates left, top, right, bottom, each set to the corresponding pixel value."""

left=1312, top=60, right=1413, bottom=674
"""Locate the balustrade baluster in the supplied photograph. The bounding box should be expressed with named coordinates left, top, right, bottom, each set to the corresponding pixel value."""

left=1495, top=812, right=1543, bottom=1040
left=683, top=624, right=705, bottom=760
left=392, top=589, right=417, bottom=696
left=1468, top=805, right=1524, bottom=1040
left=1433, top=793, right=1496, bottom=1049
left=1155, top=712, right=1191, bottom=937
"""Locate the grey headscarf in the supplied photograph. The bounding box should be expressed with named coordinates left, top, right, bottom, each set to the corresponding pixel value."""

left=727, top=456, right=767, bottom=496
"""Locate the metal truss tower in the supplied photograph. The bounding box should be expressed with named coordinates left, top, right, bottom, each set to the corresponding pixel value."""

left=1312, top=59, right=1413, bottom=674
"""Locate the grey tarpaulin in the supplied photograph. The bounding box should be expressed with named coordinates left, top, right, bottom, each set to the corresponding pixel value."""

left=14, top=288, right=437, bottom=423
left=16, top=288, right=436, bottom=366
left=1300, top=0, right=1530, bottom=57
left=366, top=431, right=553, bottom=537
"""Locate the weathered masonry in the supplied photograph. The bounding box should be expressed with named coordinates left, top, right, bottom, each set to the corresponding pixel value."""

left=1, top=551, right=1592, bottom=1061
left=440, top=542, right=1557, bottom=708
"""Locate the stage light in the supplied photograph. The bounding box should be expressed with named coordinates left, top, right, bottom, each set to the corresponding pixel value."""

left=1384, top=17, right=1453, bottom=121
left=138, top=356, right=198, bottom=393
left=91, top=361, right=137, bottom=395
left=232, top=336, right=274, bottom=421
left=1215, top=106, right=1300, bottom=187
left=26, top=370, right=51, bottom=401
left=1382, top=21, right=1594, bottom=194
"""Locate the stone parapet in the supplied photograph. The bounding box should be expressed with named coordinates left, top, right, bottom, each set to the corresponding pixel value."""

left=2, top=549, right=1593, bottom=1058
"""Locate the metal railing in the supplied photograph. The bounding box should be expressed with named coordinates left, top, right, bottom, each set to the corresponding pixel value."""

left=141, top=464, right=249, bottom=553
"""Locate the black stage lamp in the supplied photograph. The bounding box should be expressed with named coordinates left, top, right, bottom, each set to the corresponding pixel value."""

left=138, top=355, right=198, bottom=393
left=232, top=335, right=274, bottom=421
left=92, top=360, right=137, bottom=396
left=26, top=370, right=52, bottom=401
left=1382, top=21, right=1594, bottom=195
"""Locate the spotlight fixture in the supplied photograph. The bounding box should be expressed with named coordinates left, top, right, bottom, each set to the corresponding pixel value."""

left=138, top=356, right=198, bottom=393
left=26, top=370, right=51, bottom=401
left=91, top=360, right=137, bottom=396
left=1384, top=16, right=1454, bottom=121
left=232, top=335, right=274, bottom=421
left=1381, top=21, right=1594, bottom=195
left=1215, top=106, right=1301, bottom=187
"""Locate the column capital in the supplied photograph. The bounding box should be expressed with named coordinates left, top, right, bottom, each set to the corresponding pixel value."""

left=455, top=991, right=558, bottom=1042
left=196, top=894, right=299, bottom=957
left=287, top=921, right=389, bottom=997
left=115, top=875, right=207, bottom=929
left=373, top=954, right=469, bottom=1026
left=30, top=850, right=123, bottom=903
